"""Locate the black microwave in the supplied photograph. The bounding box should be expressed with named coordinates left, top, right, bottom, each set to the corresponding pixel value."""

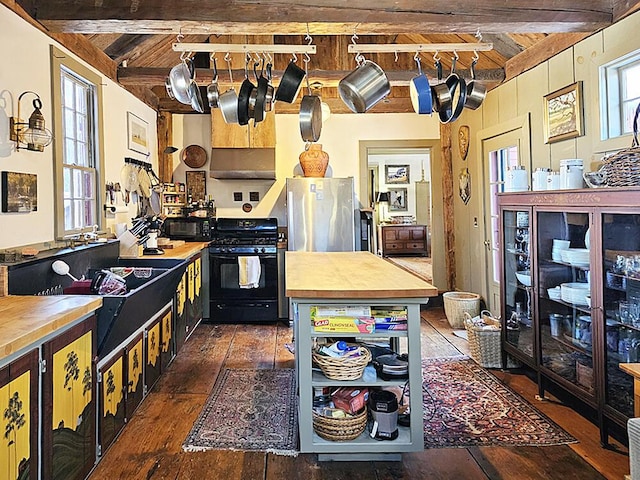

left=162, top=216, right=214, bottom=241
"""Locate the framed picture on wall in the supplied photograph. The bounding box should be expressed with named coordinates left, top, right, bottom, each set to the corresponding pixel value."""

left=186, top=170, right=207, bottom=202
left=543, top=82, right=583, bottom=143
left=127, top=112, right=149, bottom=155
left=385, top=165, right=410, bottom=184
left=388, top=188, right=408, bottom=211
left=1, top=171, right=37, bottom=212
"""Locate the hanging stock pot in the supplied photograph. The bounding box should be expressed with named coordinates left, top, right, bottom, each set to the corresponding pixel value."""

left=409, top=55, right=432, bottom=115
left=338, top=56, right=390, bottom=113
left=219, top=55, right=239, bottom=124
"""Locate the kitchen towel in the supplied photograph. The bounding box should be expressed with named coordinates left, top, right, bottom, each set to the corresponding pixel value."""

left=238, top=256, right=261, bottom=288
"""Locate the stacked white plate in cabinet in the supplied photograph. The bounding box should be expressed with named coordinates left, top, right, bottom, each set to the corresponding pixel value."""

left=560, top=282, right=590, bottom=305
left=563, top=248, right=590, bottom=267
left=552, top=239, right=570, bottom=262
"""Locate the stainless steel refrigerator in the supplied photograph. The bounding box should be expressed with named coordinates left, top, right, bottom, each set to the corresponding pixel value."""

left=286, top=177, right=356, bottom=252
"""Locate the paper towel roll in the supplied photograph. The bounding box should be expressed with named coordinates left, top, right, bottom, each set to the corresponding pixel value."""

left=115, top=223, right=127, bottom=237
left=106, top=205, right=129, bottom=213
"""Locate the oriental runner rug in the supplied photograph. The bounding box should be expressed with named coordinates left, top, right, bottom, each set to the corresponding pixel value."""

left=422, top=357, right=577, bottom=448
left=182, top=368, right=298, bottom=455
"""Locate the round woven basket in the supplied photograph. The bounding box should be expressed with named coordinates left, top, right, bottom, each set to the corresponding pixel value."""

left=312, top=407, right=368, bottom=441
left=312, top=346, right=372, bottom=380
left=443, top=291, right=481, bottom=328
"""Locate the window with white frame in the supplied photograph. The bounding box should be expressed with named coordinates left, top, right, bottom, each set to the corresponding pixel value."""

left=600, top=49, right=640, bottom=140
left=51, top=46, right=104, bottom=238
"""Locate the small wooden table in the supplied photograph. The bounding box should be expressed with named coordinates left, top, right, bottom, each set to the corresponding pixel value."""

left=619, top=363, right=640, bottom=417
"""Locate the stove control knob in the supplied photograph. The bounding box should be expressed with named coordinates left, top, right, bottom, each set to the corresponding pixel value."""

left=260, top=247, right=266, bottom=253
left=254, top=247, right=259, bottom=253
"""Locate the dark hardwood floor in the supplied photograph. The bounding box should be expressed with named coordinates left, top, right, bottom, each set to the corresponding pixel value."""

left=88, top=306, right=630, bottom=480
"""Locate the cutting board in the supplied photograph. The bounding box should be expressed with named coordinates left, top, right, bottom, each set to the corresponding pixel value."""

left=157, top=239, right=185, bottom=249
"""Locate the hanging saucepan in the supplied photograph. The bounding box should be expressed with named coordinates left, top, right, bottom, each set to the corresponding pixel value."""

left=207, top=56, right=220, bottom=109
left=165, top=77, right=175, bottom=100
left=188, top=80, right=204, bottom=113
left=338, top=56, right=390, bottom=113
left=431, top=58, right=451, bottom=113
left=219, top=54, right=239, bottom=124
left=237, top=57, right=256, bottom=126
left=439, top=56, right=467, bottom=124
left=263, top=61, right=275, bottom=112
left=275, top=57, right=306, bottom=103
left=409, top=55, right=432, bottom=115
left=465, top=58, right=487, bottom=110
left=251, top=60, right=269, bottom=124
left=299, top=57, right=322, bottom=142
left=169, top=57, right=195, bottom=105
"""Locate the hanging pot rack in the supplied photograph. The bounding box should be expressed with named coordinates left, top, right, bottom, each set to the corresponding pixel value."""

left=347, top=42, right=493, bottom=54
left=172, top=43, right=316, bottom=55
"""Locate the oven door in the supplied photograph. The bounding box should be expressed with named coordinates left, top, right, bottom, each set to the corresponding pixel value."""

left=209, top=252, right=278, bottom=301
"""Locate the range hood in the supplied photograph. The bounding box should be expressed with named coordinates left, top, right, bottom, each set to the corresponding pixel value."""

left=210, top=148, right=276, bottom=180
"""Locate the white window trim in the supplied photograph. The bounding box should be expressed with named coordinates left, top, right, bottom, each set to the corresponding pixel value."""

left=50, top=45, right=105, bottom=239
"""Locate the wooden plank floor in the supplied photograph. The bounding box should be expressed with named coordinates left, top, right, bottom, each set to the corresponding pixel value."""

left=88, top=306, right=630, bottom=480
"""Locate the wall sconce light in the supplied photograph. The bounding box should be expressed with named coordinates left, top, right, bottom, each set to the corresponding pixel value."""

left=10, top=91, right=53, bottom=152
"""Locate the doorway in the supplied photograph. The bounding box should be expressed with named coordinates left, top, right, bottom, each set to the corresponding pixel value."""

left=359, top=140, right=443, bottom=288
left=478, top=116, right=531, bottom=312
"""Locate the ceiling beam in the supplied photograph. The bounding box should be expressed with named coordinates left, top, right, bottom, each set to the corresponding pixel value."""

left=21, top=0, right=613, bottom=34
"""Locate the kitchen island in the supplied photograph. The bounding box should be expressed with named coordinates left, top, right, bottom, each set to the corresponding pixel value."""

left=286, top=251, right=437, bottom=460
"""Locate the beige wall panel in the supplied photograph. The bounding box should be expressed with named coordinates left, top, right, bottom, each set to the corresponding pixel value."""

left=497, top=79, right=518, bottom=125
left=604, top=10, right=640, bottom=59
left=516, top=64, right=550, bottom=169
left=574, top=33, right=605, bottom=166
left=454, top=107, right=488, bottom=296
left=481, top=86, right=500, bottom=127
left=548, top=48, right=576, bottom=92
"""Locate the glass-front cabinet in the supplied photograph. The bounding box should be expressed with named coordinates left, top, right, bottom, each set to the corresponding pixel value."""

left=501, top=209, right=534, bottom=364
left=601, top=212, right=640, bottom=425
left=498, top=188, right=640, bottom=445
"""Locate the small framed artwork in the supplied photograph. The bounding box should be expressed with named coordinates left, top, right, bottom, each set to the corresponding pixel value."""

left=1, top=171, right=37, bottom=212
left=186, top=170, right=207, bottom=202
left=127, top=112, right=149, bottom=155
left=385, top=165, right=410, bottom=184
left=543, top=82, right=583, bottom=143
left=388, top=188, right=408, bottom=211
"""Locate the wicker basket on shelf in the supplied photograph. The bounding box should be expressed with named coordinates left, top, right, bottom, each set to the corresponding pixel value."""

left=312, top=346, right=372, bottom=380
left=602, top=103, right=640, bottom=187
left=312, top=407, right=368, bottom=441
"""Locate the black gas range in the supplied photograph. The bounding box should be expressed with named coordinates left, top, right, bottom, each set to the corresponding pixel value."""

left=208, top=218, right=279, bottom=323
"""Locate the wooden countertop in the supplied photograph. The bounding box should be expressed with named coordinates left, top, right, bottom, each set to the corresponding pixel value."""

left=285, top=251, right=438, bottom=299
left=143, top=242, right=208, bottom=260
left=0, top=295, right=102, bottom=361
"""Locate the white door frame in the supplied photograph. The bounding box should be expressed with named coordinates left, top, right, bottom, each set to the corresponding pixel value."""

left=476, top=115, right=531, bottom=312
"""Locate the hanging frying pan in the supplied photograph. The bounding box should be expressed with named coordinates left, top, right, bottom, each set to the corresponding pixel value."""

left=237, top=58, right=255, bottom=126
left=275, top=59, right=305, bottom=103
left=182, top=145, right=207, bottom=168
left=299, top=58, right=322, bottom=142
left=207, top=57, right=220, bottom=108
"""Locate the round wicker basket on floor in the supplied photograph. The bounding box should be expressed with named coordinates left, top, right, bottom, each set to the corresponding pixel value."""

left=443, top=291, right=481, bottom=328
left=312, top=408, right=368, bottom=441
left=312, top=346, right=372, bottom=380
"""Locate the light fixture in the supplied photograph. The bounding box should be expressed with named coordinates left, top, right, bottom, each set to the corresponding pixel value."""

left=10, top=91, right=53, bottom=152
left=375, top=192, right=390, bottom=203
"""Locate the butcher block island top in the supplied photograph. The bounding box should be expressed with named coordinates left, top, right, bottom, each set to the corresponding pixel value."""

left=0, top=295, right=102, bottom=361
left=285, top=251, right=438, bottom=299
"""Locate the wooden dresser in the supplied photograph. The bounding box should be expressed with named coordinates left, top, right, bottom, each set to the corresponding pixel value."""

left=379, top=224, right=428, bottom=256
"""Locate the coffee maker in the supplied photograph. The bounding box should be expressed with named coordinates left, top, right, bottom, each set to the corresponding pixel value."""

left=368, top=390, right=399, bottom=440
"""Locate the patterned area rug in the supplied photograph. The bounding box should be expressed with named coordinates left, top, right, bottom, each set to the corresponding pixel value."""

left=422, top=357, right=577, bottom=448
left=183, top=368, right=298, bottom=455
left=385, top=256, right=433, bottom=283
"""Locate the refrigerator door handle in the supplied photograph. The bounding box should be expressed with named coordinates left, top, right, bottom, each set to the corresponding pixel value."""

left=287, top=190, right=295, bottom=250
